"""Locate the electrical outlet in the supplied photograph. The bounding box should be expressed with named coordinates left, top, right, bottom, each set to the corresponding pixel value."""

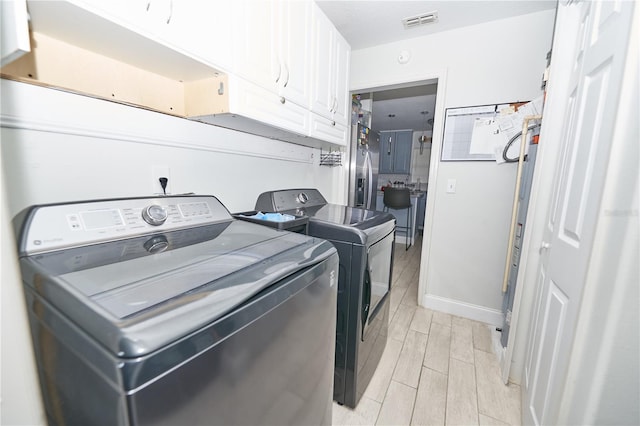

left=151, top=166, right=171, bottom=195
left=446, top=178, right=456, bottom=193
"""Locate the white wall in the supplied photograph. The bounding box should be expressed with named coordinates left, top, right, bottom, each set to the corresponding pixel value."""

left=350, top=10, right=555, bottom=323
left=0, top=78, right=346, bottom=424
left=1, top=80, right=347, bottom=214
left=1, top=135, right=47, bottom=425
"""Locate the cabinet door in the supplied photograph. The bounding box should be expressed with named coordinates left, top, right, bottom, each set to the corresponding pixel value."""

left=309, top=114, right=347, bottom=146
left=310, top=4, right=335, bottom=119
left=68, top=0, right=233, bottom=71
left=229, top=75, right=310, bottom=137
left=68, top=0, right=162, bottom=33
left=393, top=131, right=413, bottom=174
left=379, top=131, right=395, bottom=174
left=416, top=195, right=426, bottom=229
left=233, top=0, right=279, bottom=93
left=277, top=0, right=310, bottom=108
left=165, top=0, right=233, bottom=71
left=332, top=32, right=350, bottom=126
left=1, top=0, right=30, bottom=66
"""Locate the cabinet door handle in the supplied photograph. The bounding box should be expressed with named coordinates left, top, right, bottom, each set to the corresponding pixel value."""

left=283, top=63, right=290, bottom=88
left=361, top=267, right=371, bottom=341
left=166, top=0, right=173, bottom=24
left=275, top=62, right=282, bottom=84
left=388, top=137, right=392, bottom=154
left=365, top=151, right=373, bottom=209
left=280, top=97, right=286, bottom=104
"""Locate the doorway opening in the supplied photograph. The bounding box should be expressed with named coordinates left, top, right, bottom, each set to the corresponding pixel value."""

left=348, top=77, right=442, bottom=307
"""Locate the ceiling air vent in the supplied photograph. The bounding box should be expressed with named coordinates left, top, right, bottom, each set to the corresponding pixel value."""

left=402, top=11, right=438, bottom=29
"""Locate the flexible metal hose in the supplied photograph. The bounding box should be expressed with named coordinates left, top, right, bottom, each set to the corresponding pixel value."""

left=502, top=123, right=542, bottom=162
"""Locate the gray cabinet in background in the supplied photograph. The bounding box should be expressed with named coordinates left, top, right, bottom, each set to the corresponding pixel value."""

left=379, top=130, right=412, bottom=174
left=376, top=190, right=425, bottom=245
left=416, top=193, right=427, bottom=231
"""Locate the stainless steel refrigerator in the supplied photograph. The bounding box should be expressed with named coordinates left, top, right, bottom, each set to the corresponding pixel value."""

left=348, top=123, right=380, bottom=210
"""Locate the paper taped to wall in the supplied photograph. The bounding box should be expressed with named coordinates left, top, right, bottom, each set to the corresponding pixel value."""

left=441, top=97, right=543, bottom=162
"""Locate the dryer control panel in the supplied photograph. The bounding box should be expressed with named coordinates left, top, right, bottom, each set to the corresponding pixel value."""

left=255, top=188, right=328, bottom=211
left=18, top=195, right=231, bottom=255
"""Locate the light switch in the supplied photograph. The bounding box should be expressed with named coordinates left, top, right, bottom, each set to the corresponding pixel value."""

left=446, top=179, right=456, bottom=193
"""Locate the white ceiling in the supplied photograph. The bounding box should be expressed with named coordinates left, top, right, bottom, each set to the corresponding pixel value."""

left=316, top=1, right=557, bottom=50
left=360, top=85, right=438, bottom=133
left=317, top=0, right=557, bottom=132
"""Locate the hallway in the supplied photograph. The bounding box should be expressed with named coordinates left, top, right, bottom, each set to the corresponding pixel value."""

left=333, top=238, right=522, bottom=425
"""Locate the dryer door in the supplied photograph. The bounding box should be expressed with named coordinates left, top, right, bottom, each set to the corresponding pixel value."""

left=361, top=230, right=394, bottom=340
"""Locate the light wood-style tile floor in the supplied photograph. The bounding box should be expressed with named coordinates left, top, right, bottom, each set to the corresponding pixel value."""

left=333, top=237, right=522, bottom=426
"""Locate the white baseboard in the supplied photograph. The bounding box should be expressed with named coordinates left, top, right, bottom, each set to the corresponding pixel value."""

left=422, top=294, right=503, bottom=326
left=495, top=331, right=507, bottom=361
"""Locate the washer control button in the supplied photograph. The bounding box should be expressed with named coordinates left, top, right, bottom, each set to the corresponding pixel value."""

left=144, top=235, right=169, bottom=253
left=297, top=192, right=309, bottom=204
left=142, top=205, right=168, bottom=226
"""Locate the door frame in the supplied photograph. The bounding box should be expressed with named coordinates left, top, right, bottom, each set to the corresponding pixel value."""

left=349, top=69, right=448, bottom=308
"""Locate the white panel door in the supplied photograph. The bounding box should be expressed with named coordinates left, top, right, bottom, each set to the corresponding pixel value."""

left=523, top=1, right=635, bottom=425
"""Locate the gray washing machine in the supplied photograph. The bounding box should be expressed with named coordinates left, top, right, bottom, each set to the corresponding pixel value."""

left=15, top=195, right=338, bottom=426
left=255, top=188, right=395, bottom=408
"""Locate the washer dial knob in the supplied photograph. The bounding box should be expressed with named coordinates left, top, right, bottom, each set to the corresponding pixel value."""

left=144, top=235, right=169, bottom=253
left=297, top=192, right=309, bottom=204
left=142, top=205, right=168, bottom=226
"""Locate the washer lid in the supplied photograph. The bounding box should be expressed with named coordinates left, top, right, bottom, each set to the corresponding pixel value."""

left=299, top=203, right=382, bottom=226
left=282, top=204, right=396, bottom=245
left=254, top=189, right=395, bottom=244
left=21, top=220, right=336, bottom=357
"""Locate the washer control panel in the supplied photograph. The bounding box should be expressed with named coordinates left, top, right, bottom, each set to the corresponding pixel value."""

left=19, top=196, right=231, bottom=255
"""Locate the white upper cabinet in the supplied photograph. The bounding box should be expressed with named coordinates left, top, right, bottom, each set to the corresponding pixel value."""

left=310, top=3, right=351, bottom=127
left=227, top=0, right=312, bottom=139
left=311, top=7, right=334, bottom=119
left=275, top=0, right=311, bottom=108
left=332, top=33, right=351, bottom=126
left=14, top=0, right=350, bottom=147
left=59, top=1, right=176, bottom=45
left=1, top=0, right=31, bottom=66
left=233, top=0, right=311, bottom=108
left=162, top=0, right=234, bottom=71
left=50, top=0, right=233, bottom=72
left=232, top=0, right=279, bottom=91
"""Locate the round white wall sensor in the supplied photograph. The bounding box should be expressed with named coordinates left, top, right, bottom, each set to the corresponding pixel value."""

left=398, top=50, right=411, bottom=64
